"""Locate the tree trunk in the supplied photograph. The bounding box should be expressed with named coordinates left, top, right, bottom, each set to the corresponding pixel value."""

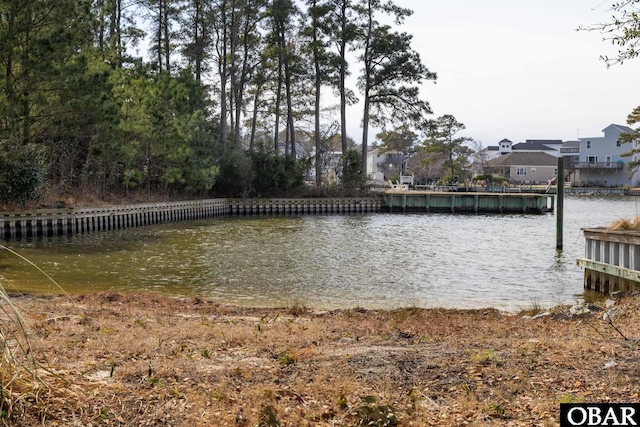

left=360, top=0, right=373, bottom=177
left=194, top=0, right=202, bottom=82
left=284, top=52, right=295, bottom=157
left=339, top=0, right=348, bottom=154
left=156, top=0, right=163, bottom=72
left=312, top=0, right=322, bottom=186
left=249, top=81, right=262, bottom=152
left=163, top=0, right=170, bottom=73
left=273, top=52, right=283, bottom=152
left=229, top=2, right=240, bottom=143
left=235, top=9, right=252, bottom=142
left=361, top=90, right=369, bottom=177
left=116, top=0, right=122, bottom=66
left=220, top=0, right=229, bottom=148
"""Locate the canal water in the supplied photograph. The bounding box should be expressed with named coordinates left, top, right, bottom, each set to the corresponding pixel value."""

left=1, top=196, right=638, bottom=311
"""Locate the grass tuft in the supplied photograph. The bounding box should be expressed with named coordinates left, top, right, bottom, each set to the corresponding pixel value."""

left=0, top=281, right=45, bottom=423
left=607, top=215, right=640, bottom=231
left=0, top=244, right=72, bottom=424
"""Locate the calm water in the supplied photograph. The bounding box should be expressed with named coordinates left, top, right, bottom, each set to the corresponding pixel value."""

left=1, top=196, right=639, bottom=311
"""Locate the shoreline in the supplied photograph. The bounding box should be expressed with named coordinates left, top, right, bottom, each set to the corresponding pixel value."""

left=2, top=291, right=639, bottom=426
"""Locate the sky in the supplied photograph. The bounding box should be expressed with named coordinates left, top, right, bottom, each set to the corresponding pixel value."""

left=345, top=0, right=640, bottom=148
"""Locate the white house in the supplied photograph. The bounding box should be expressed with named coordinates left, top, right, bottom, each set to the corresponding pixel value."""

left=576, top=124, right=639, bottom=187
left=366, top=148, right=405, bottom=183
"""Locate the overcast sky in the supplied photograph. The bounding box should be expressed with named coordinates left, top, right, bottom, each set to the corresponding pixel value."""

left=346, top=0, right=640, bottom=147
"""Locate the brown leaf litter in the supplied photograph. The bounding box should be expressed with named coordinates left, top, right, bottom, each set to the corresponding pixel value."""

left=2, top=291, right=639, bottom=426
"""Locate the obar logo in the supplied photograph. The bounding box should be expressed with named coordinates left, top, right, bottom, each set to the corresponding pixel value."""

left=561, top=404, right=640, bottom=426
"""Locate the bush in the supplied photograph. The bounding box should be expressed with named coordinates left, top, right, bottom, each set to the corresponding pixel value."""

left=0, top=143, right=47, bottom=205
left=337, top=149, right=367, bottom=196
left=249, top=147, right=310, bottom=198
left=213, top=146, right=255, bottom=197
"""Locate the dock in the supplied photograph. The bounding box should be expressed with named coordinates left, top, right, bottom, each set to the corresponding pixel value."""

left=383, top=191, right=554, bottom=214
left=577, top=228, right=640, bottom=294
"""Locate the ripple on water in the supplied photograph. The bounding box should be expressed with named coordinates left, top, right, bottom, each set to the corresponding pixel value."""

left=2, top=196, right=638, bottom=311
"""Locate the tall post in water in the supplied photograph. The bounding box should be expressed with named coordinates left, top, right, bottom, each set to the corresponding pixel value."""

left=556, top=156, right=564, bottom=250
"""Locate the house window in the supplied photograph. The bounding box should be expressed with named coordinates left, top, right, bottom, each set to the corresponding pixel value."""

left=617, top=140, right=621, bottom=147
left=586, top=141, right=591, bottom=149
left=587, top=156, right=597, bottom=163
left=516, top=168, right=527, bottom=176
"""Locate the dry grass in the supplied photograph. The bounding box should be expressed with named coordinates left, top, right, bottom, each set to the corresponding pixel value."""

left=2, top=292, right=640, bottom=426
left=606, top=215, right=640, bottom=231
left=0, top=284, right=48, bottom=425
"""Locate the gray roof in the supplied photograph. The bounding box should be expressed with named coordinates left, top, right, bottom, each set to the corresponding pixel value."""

left=610, top=124, right=636, bottom=134
left=512, top=140, right=563, bottom=151
left=562, top=140, right=580, bottom=148
left=486, top=152, right=558, bottom=167
left=525, top=139, right=563, bottom=145
left=560, top=140, right=580, bottom=154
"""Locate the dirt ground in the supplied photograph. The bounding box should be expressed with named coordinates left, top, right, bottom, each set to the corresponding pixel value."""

left=2, top=292, right=640, bottom=426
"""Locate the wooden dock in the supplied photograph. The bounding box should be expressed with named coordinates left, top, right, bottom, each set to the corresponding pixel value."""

left=577, top=228, right=640, bottom=294
left=383, top=191, right=554, bottom=214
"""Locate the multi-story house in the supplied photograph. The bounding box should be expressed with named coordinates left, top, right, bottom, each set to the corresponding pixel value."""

left=366, top=148, right=405, bottom=183
left=576, top=124, right=638, bottom=187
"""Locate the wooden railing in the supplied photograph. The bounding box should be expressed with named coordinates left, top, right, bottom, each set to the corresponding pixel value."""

left=569, top=162, right=624, bottom=170
left=577, top=228, right=640, bottom=294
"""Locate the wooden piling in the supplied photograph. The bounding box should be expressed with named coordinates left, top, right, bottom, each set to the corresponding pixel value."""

left=556, top=157, right=564, bottom=250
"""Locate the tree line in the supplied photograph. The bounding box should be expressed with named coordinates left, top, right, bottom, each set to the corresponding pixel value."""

left=0, top=0, right=441, bottom=204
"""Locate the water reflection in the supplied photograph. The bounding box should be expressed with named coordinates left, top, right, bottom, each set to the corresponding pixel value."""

left=1, top=196, right=639, bottom=311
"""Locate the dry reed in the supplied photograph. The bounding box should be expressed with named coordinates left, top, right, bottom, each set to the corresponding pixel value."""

left=607, top=215, right=640, bottom=231
left=0, top=245, right=71, bottom=425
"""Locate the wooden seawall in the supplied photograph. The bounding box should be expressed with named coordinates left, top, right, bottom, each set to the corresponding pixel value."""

left=577, top=228, right=640, bottom=294
left=0, top=193, right=551, bottom=241
left=0, top=198, right=382, bottom=240
left=0, top=199, right=230, bottom=240
left=228, top=198, right=381, bottom=215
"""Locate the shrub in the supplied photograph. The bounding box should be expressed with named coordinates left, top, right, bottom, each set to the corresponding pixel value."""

left=350, top=396, right=399, bottom=427
left=0, top=143, right=47, bottom=205
left=249, top=146, right=310, bottom=197
left=337, top=149, right=366, bottom=195
left=213, top=146, right=255, bottom=197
